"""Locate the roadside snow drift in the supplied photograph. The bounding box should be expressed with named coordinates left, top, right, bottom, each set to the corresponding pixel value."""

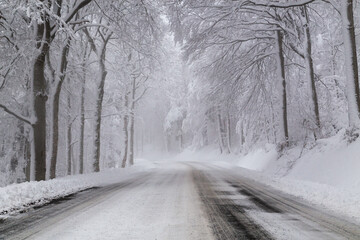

left=0, top=159, right=155, bottom=216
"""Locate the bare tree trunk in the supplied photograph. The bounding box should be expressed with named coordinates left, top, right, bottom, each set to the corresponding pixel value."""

left=24, top=136, right=31, bottom=181
left=91, top=32, right=112, bottom=173
left=10, top=121, right=24, bottom=182
left=49, top=80, right=63, bottom=179
left=128, top=114, right=135, bottom=165
left=240, top=121, right=245, bottom=148
left=203, top=112, right=209, bottom=146
left=217, top=110, right=225, bottom=153
left=16, top=122, right=25, bottom=182
left=79, top=64, right=86, bottom=174
left=49, top=40, right=70, bottom=179
left=93, top=54, right=108, bottom=172
left=216, top=108, right=230, bottom=154
left=18, top=110, right=31, bottom=182
left=121, top=94, right=129, bottom=168
left=202, top=121, right=209, bottom=146
left=226, top=113, right=231, bottom=153
left=270, top=100, right=277, bottom=143
left=275, top=30, right=289, bottom=144
left=301, top=6, right=321, bottom=137
left=1, top=0, right=92, bottom=181
left=0, top=140, right=4, bottom=160
left=32, top=17, right=51, bottom=181
left=341, top=0, right=360, bottom=128
left=128, top=78, right=136, bottom=166
left=330, top=45, right=341, bottom=99
left=67, top=90, right=72, bottom=175
left=71, top=145, right=76, bottom=175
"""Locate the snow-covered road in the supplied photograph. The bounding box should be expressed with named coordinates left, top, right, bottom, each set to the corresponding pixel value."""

left=1, top=163, right=214, bottom=240
left=1, top=162, right=360, bottom=239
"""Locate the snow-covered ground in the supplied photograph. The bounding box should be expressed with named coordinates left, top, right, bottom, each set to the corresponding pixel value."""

left=173, top=130, right=360, bottom=224
left=1, top=130, right=359, bottom=232
left=0, top=158, right=156, bottom=217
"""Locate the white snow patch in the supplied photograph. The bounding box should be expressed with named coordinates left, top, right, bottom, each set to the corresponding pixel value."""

left=0, top=158, right=154, bottom=216
left=236, top=144, right=277, bottom=171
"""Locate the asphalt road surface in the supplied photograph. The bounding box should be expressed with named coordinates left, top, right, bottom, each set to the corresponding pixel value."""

left=1, top=162, right=359, bottom=240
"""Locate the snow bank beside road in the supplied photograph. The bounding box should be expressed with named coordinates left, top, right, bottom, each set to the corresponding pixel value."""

left=0, top=159, right=155, bottom=216
left=234, top=167, right=360, bottom=224
left=239, top=130, right=360, bottom=190
left=236, top=144, right=277, bottom=171
left=175, top=131, right=360, bottom=224
left=170, top=144, right=277, bottom=172
left=233, top=131, right=360, bottom=224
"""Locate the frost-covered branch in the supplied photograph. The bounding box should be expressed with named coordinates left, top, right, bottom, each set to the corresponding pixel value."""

left=247, top=0, right=316, bottom=8
left=0, top=103, right=32, bottom=125
left=134, top=88, right=148, bottom=103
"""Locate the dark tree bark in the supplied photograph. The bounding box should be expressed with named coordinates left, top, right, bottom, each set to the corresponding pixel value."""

left=301, top=6, right=321, bottom=137
left=226, top=113, right=231, bottom=153
left=24, top=136, right=31, bottom=182
left=202, top=111, right=209, bottom=146
left=240, top=122, right=245, bottom=147
left=216, top=108, right=230, bottom=154
left=128, top=78, right=136, bottom=166
left=92, top=32, right=112, bottom=172
left=121, top=94, right=129, bottom=168
left=217, top=110, right=225, bottom=153
left=67, top=90, right=72, bottom=175
left=10, top=122, right=24, bottom=175
left=341, top=0, right=360, bottom=127
left=32, top=12, right=51, bottom=181
left=93, top=54, right=108, bottom=172
left=128, top=111, right=135, bottom=165
left=79, top=63, right=86, bottom=174
left=49, top=40, right=70, bottom=179
left=1, top=0, right=93, bottom=181
left=276, top=30, right=289, bottom=144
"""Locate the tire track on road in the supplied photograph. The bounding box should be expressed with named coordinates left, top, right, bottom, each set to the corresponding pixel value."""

left=190, top=162, right=360, bottom=240
left=192, top=169, right=273, bottom=240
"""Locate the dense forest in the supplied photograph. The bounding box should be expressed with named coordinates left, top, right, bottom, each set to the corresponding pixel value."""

left=0, top=0, right=359, bottom=186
